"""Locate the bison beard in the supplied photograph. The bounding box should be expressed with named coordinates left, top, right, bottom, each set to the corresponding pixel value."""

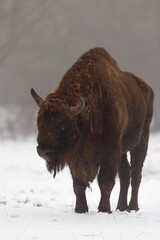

left=46, top=160, right=65, bottom=178
left=46, top=161, right=57, bottom=178
left=31, top=47, right=154, bottom=213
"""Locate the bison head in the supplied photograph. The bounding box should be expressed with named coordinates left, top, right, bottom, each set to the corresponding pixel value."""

left=31, top=88, right=85, bottom=177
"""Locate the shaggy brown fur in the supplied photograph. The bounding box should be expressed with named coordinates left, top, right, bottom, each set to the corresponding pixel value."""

left=31, top=47, right=154, bottom=213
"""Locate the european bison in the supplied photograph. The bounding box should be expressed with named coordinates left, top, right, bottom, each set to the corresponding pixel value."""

left=31, top=47, right=154, bottom=213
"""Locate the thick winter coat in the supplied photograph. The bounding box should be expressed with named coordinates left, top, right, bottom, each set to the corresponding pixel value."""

left=31, top=48, right=154, bottom=213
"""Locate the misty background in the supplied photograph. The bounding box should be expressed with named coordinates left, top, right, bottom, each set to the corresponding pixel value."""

left=0, top=0, right=159, bottom=139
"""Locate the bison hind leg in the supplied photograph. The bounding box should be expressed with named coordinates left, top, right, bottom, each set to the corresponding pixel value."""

left=128, top=129, right=150, bottom=212
left=97, top=156, right=119, bottom=213
left=117, top=153, right=130, bottom=211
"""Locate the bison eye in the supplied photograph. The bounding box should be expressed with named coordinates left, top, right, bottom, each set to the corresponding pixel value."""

left=61, top=127, right=65, bottom=131
left=59, top=123, right=71, bottom=136
left=59, top=126, right=66, bottom=133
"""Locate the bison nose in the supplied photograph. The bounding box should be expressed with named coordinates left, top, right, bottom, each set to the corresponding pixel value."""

left=37, top=146, right=54, bottom=160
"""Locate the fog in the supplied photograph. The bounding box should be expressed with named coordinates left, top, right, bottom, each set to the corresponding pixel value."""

left=0, top=0, right=159, bottom=138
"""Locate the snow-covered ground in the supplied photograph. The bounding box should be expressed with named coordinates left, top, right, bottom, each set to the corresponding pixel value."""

left=0, top=133, right=160, bottom=240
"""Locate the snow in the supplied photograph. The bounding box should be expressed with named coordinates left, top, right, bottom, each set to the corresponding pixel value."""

left=0, top=133, right=160, bottom=240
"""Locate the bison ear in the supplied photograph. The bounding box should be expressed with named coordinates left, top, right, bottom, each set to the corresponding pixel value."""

left=30, top=88, right=43, bottom=106
left=69, top=97, right=86, bottom=117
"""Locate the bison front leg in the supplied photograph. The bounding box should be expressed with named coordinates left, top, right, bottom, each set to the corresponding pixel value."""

left=98, top=158, right=118, bottom=213
left=72, top=178, right=88, bottom=213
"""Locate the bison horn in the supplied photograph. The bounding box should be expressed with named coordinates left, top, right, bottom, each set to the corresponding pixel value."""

left=69, top=97, right=86, bottom=116
left=30, top=88, right=43, bottom=106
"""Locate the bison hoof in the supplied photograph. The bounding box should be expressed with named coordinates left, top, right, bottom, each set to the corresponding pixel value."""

left=75, top=209, right=88, bottom=213
left=116, top=203, right=128, bottom=212
left=128, top=202, right=139, bottom=212
left=75, top=206, right=88, bottom=213
left=98, top=207, right=112, bottom=214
